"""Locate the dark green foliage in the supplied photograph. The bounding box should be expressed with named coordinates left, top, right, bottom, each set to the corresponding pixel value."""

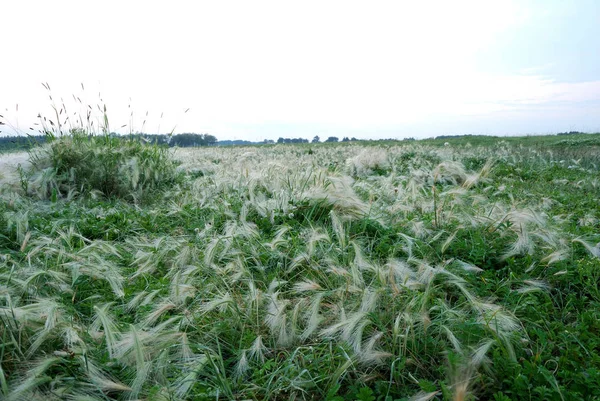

left=0, top=134, right=47, bottom=151
left=25, top=130, right=182, bottom=201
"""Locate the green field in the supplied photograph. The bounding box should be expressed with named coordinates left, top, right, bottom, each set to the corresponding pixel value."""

left=1, top=133, right=599, bottom=400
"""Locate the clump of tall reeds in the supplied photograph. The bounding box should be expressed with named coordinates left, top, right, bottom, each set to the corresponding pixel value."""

left=17, top=90, right=182, bottom=202
left=26, top=129, right=181, bottom=202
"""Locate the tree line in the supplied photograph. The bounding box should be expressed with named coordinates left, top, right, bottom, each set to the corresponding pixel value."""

left=0, top=132, right=218, bottom=151
left=265, top=136, right=363, bottom=144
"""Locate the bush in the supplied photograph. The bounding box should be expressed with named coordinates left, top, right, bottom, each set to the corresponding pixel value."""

left=26, top=130, right=182, bottom=202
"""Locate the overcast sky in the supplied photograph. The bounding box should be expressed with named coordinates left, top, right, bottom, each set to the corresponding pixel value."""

left=1, top=0, right=599, bottom=141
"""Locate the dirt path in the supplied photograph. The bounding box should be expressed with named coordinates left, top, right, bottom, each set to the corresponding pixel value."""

left=0, top=151, right=29, bottom=187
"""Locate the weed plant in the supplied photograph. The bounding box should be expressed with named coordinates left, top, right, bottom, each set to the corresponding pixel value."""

left=25, top=129, right=181, bottom=202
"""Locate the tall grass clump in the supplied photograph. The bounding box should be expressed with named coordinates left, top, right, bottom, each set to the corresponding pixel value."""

left=25, top=129, right=182, bottom=202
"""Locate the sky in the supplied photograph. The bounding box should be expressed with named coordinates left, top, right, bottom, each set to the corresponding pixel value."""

left=1, top=0, right=599, bottom=141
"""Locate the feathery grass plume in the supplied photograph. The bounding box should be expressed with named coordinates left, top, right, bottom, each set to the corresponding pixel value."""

left=409, top=220, right=432, bottom=239
left=501, top=226, right=534, bottom=260
left=346, top=147, right=390, bottom=178
left=6, top=357, right=62, bottom=401
left=248, top=335, right=268, bottom=364
left=265, top=225, right=290, bottom=250
left=516, top=279, right=550, bottom=294
left=169, top=268, right=196, bottom=306
left=442, top=325, right=463, bottom=353
left=0, top=364, right=8, bottom=401
left=306, top=175, right=369, bottom=218
left=321, top=290, right=378, bottom=353
left=441, top=228, right=461, bottom=254
left=224, top=218, right=260, bottom=240
left=409, top=257, right=438, bottom=287
left=62, top=325, right=84, bottom=350
left=301, top=293, right=324, bottom=340
left=265, top=291, right=292, bottom=346
left=84, top=358, right=132, bottom=393
left=463, top=159, right=494, bottom=189
left=22, top=268, right=69, bottom=293
left=293, top=279, right=322, bottom=292
left=217, top=258, right=247, bottom=285
left=351, top=241, right=374, bottom=271
left=320, top=309, right=367, bottom=349
left=4, top=209, right=29, bottom=243
left=405, top=169, right=429, bottom=204
left=142, top=301, right=177, bottom=327
left=387, top=258, right=420, bottom=290
left=305, top=226, right=331, bottom=257
left=152, top=348, right=171, bottom=388
left=330, top=210, right=347, bottom=249
left=126, top=325, right=152, bottom=399
left=91, top=303, right=119, bottom=359
left=288, top=251, right=310, bottom=273
left=470, top=300, right=520, bottom=361
left=78, top=238, right=121, bottom=259
left=234, top=350, right=250, bottom=378
left=127, top=235, right=183, bottom=278
left=408, top=391, right=441, bottom=401
left=64, top=257, right=125, bottom=298
left=358, top=330, right=392, bottom=365
left=349, top=257, right=366, bottom=289
left=397, top=232, right=416, bottom=258
left=244, top=279, right=263, bottom=312
left=171, top=354, right=209, bottom=399
left=326, top=263, right=352, bottom=280
left=446, top=340, right=494, bottom=401
left=572, top=237, right=600, bottom=258
left=125, top=290, right=148, bottom=312
left=452, top=260, right=484, bottom=274
left=1, top=297, right=70, bottom=358
left=433, top=161, right=467, bottom=185
left=139, top=289, right=161, bottom=306
left=203, top=237, right=221, bottom=267
left=200, top=291, right=233, bottom=314
left=541, top=248, right=570, bottom=265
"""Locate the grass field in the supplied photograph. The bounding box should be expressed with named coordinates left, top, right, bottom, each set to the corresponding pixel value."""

left=1, top=133, right=599, bottom=400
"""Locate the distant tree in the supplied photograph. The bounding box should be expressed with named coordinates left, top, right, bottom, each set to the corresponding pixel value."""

left=557, top=131, right=584, bottom=136
left=277, top=137, right=285, bottom=144
left=170, top=133, right=218, bottom=147
left=0, top=134, right=47, bottom=151
left=312, top=135, right=320, bottom=143
left=350, top=137, right=358, bottom=141
left=325, top=136, right=339, bottom=142
left=342, top=137, right=350, bottom=142
left=204, top=134, right=217, bottom=145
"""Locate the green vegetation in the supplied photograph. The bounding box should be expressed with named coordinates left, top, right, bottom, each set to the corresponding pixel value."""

left=0, top=133, right=219, bottom=153
left=22, top=130, right=182, bottom=202
left=0, top=131, right=599, bottom=400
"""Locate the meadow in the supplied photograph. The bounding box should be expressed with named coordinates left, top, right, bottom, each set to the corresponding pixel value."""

left=0, top=131, right=599, bottom=400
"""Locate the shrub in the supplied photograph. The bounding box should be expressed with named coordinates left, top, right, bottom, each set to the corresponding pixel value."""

left=26, top=129, right=182, bottom=202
